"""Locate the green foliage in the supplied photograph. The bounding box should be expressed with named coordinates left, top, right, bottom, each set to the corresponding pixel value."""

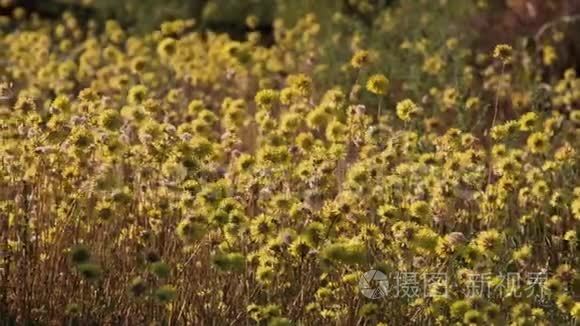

left=89, top=0, right=203, bottom=32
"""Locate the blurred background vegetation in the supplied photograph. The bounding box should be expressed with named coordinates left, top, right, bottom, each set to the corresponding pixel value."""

left=4, top=0, right=577, bottom=104
left=2, top=0, right=578, bottom=93
left=9, top=0, right=395, bottom=32
left=6, top=1, right=579, bottom=50
left=8, top=0, right=578, bottom=50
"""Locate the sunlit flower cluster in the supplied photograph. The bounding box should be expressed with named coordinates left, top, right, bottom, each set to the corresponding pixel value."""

left=0, top=1, right=578, bottom=325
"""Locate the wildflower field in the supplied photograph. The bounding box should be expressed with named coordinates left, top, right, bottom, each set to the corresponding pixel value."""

left=0, top=0, right=579, bottom=325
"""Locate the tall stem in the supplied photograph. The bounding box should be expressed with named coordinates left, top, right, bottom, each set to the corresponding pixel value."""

left=377, top=96, right=383, bottom=122
left=487, top=63, right=506, bottom=185
left=490, top=63, right=505, bottom=132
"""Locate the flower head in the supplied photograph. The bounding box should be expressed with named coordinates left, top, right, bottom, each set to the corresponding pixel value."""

left=396, top=99, right=420, bottom=122
left=493, top=44, right=513, bottom=63
left=527, top=132, right=550, bottom=154
left=366, top=74, right=389, bottom=95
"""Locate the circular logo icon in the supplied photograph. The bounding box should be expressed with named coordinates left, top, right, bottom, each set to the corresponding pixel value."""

left=359, top=269, right=388, bottom=299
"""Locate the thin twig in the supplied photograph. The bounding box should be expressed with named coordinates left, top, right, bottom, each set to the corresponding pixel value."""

left=534, top=15, right=580, bottom=43
left=490, top=63, right=506, bottom=132
left=487, top=62, right=506, bottom=186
